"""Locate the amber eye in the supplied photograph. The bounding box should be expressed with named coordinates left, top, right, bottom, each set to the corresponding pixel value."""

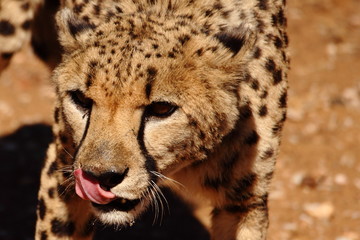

left=69, top=90, right=93, bottom=111
left=146, top=101, right=178, bottom=118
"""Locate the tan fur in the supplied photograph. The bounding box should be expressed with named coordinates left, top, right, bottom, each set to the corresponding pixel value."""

left=1, top=0, right=289, bottom=239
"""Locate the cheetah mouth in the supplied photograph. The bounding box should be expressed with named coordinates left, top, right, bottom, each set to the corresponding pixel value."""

left=92, top=198, right=141, bottom=212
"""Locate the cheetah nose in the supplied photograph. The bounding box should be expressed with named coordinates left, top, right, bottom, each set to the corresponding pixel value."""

left=74, top=168, right=127, bottom=205
left=88, top=168, right=129, bottom=190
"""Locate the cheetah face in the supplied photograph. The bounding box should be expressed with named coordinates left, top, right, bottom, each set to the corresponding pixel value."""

left=54, top=9, right=251, bottom=226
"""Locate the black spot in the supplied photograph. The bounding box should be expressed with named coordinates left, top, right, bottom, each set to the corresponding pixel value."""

left=59, top=133, right=68, bottom=144
left=272, top=14, right=278, bottom=26
left=68, top=19, right=95, bottom=37
left=82, top=15, right=90, bottom=22
left=272, top=122, right=283, bottom=136
left=279, top=91, right=287, bottom=108
left=81, top=216, right=95, bottom=237
left=115, top=6, right=123, bottom=13
left=1, top=52, right=14, bottom=59
left=224, top=204, right=250, bottom=213
left=274, top=36, right=283, bottom=49
left=74, top=3, right=85, bottom=14
left=251, top=79, right=259, bottom=90
left=48, top=188, right=55, bottom=198
left=93, top=4, right=101, bottom=15
left=244, top=130, right=259, bottom=145
left=54, top=107, right=60, bottom=123
left=258, top=0, right=268, bottom=10
left=152, top=44, right=159, bottom=49
left=265, top=58, right=276, bottom=72
left=239, top=105, right=253, bottom=120
left=258, top=105, right=268, bottom=117
left=147, top=67, right=157, bottom=80
left=214, top=2, right=223, bottom=10
left=253, top=47, right=262, bottom=59
left=260, top=90, right=268, bottom=99
left=261, top=148, right=274, bottom=160
left=0, top=20, right=15, bottom=36
left=204, top=9, right=214, bottom=17
left=273, top=69, right=282, bottom=85
left=86, top=74, right=93, bottom=88
left=145, top=53, right=151, bottom=58
left=214, top=30, right=245, bottom=56
left=57, top=183, right=68, bottom=201
left=21, top=2, right=30, bottom=11
left=277, top=9, right=286, bottom=26
left=257, top=19, right=265, bottom=33
left=265, top=171, right=274, bottom=180
left=37, top=197, right=47, bottom=220
left=47, top=161, right=58, bottom=176
left=21, top=19, right=32, bottom=30
left=51, top=218, right=75, bottom=236
left=40, top=231, right=48, bottom=240
left=203, top=175, right=224, bottom=190
left=168, top=52, right=176, bottom=58
left=227, top=173, right=257, bottom=202
left=196, top=48, right=203, bottom=56
left=178, top=34, right=191, bottom=45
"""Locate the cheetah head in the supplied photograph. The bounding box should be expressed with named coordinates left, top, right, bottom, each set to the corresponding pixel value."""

left=54, top=7, right=255, bottom=226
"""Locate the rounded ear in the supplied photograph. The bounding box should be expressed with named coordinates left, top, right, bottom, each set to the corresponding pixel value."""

left=56, top=8, right=96, bottom=53
left=214, top=25, right=257, bottom=60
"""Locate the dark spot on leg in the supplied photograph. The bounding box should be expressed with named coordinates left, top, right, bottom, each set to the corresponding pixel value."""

left=40, top=231, right=48, bottom=240
left=51, top=218, right=75, bottom=236
left=54, top=107, right=60, bottom=123
left=48, top=187, right=55, bottom=198
left=37, top=197, right=47, bottom=220
left=21, top=19, right=32, bottom=30
left=261, top=148, right=274, bottom=160
left=258, top=0, right=268, bottom=10
left=227, top=173, right=257, bottom=202
left=253, top=47, right=262, bottom=59
left=265, top=58, right=276, bottom=72
left=244, top=130, right=259, bottom=145
left=239, top=105, right=253, bottom=120
left=274, top=36, right=283, bottom=49
left=273, top=69, right=282, bottom=85
left=279, top=91, right=287, bottom=108
left=258, top=105, right=268, bottom=117
left=47, top=161, right=58, bottom=176
left=21, top=2, right=30, bottom=11
left=0, top=20, right=15, bottom=36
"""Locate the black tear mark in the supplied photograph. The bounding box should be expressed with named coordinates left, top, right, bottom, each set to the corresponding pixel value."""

left=145, top=67, right=157, bottom=99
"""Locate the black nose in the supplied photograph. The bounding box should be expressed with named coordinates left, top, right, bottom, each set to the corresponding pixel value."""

left=84, top=168, right=129, bottom=190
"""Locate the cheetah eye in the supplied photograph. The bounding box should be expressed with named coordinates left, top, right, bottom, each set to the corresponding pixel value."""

left=146, top=101, right=178, bottom=118
left=69, top=90, right=93, bottom=112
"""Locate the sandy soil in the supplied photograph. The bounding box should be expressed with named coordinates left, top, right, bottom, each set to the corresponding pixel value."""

left=0, top=0, right=359, bottom=239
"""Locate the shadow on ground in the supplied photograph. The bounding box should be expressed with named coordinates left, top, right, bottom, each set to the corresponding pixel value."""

left=0, top=124, right=209, bottom=240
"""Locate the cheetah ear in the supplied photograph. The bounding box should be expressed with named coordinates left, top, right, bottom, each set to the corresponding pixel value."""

left=214, top=26, right=256, bottom=59
left=56, top=8, right=96, bottom=52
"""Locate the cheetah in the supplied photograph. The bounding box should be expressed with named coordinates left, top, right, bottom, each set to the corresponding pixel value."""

left=3, top=0, right=289, bottom=239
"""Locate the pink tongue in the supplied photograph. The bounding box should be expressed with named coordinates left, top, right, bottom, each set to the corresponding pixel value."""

left=74, top=169, right=116, bottom=205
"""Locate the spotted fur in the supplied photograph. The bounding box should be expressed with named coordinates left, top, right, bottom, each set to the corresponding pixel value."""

left=2, top=0, right=289, bottom=239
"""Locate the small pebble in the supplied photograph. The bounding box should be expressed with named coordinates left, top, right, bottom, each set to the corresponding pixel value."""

left=304, top=202, right=334, bottom=220
left=334, top=173, right=348, bottom=185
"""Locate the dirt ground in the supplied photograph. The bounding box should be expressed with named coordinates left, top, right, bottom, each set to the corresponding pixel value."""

left=0, top=0, right=359, bottom=239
